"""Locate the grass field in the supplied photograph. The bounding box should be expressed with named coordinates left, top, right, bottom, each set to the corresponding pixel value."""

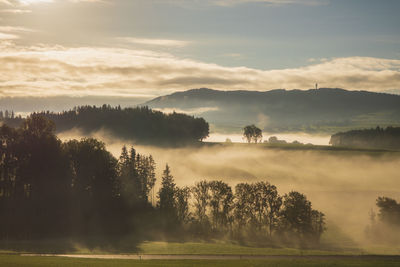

left=0, top=240, right=357, bottom=255
left=2, top=239, right=399, bottom=256
left=138, top=241, right=400, bottom=257
left=137, top=241, right=358, bottom=256
left=1, top=254, right=400, bottom=267
left=1, top=241, right=400, bottom=266
left=140, top=241, right=400, bottom=257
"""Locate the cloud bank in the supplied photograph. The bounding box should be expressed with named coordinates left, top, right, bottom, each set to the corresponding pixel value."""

left=211, top=0, right=327, bottom=6
left=0, top=41, right=399, bottom=98
left=118, top=37, right=191, bottom=48
left=152, top=0, right=327, bottom=8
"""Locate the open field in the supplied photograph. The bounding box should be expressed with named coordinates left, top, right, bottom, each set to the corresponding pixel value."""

left=1, top=240, right=400, bottom=266
left=2, top=240, right=400, bottom=256
left=138, top=242, right=400, bottom=256
left=1, top=254, right=400, bottom=267
left=0, top=240, right=357, bottom=255
left=138, top=241, right=354, bottom=256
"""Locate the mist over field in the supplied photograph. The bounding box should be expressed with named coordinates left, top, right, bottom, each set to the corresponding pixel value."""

left=58, top=129, right=400, bottom=248
left=205, top=132, right=331, bottom=145
left=128, top=148, right=400, bottom=248
left=126, top=145, right=400, bottom=245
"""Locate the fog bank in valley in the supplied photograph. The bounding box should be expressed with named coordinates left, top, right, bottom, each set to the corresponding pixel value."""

left=58, top=129, right=400, bottom=247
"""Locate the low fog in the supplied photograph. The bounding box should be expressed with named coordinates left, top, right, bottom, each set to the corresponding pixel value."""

left=59, top=129, right=400, bottom=249
left=205, top=132, right=331, bottom=145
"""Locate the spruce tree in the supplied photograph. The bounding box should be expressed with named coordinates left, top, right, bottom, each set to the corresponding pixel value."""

left=158, top=164, right=177, bottom=227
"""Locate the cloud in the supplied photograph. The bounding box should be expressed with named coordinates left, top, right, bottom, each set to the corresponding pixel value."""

left=156, top=0, right=327, bottom=8
left=221, top=53, right=243, bottom=59
left=0, top=26, right=34, bottom=40
left=0, top=32, right=18, bottom=39
left=0, top=26, right=34, bottom=32
left=0, top=0, right=104, bottom=9
left=0, top=41, right=399, bottom=98
left=0, top=0, right=102, bottom=5
left=0, top=0, right=50, bottom=14
left=0, top=8, right=31, bottom=13
left=118, top=37, right=191, bottom=48
left=0, top=0, right=52, bottom=6
left=211, top=0, right=327, bottom=6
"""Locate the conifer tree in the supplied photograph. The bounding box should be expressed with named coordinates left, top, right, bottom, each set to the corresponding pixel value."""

left=158, top=164, right=177, bottom=226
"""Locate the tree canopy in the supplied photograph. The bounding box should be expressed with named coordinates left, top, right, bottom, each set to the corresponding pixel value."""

left=243, top=125, right=263, bottom=143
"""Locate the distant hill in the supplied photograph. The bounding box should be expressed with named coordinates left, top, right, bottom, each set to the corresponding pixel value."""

left=144, top=88, right=400, bottom=133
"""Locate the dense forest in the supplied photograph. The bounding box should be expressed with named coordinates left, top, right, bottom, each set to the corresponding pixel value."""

left=0, top=116, right=325, bottom=247
left=0, top=105, right=209, bottom=146
left=330, top=126, right=400, bottom=150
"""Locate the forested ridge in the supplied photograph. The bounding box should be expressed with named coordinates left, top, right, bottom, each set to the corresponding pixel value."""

left=0, top=116, right=325, bottom=247
left=0, top=105, right=209, bottom=146
left=330, top=126, right=400, bottom=150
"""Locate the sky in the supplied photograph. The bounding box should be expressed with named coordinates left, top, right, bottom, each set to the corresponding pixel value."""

left=0, top=0, right=400, bottom=103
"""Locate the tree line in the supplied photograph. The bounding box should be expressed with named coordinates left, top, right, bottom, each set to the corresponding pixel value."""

left=330, top=126, right=400, bottom=150
left=242, top=125, right=308, bottom=146
left=0, top=115, right=325, bottom=247
left=0, top=105, right=209, bottom=146
left=0, top=110, right=24, bottom=128
left=159, top=177, right=326, bottom=245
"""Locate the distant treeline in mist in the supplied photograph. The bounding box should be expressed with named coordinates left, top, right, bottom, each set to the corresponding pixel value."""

left=0, top=116, right=325, bottom=247
left=366, top=196, right=400, bottom=244
left=0, top=110, right=24, bottom=128
left=0, top=105, right=209, bottom=145
left=330, top=126, right=400, bottom=150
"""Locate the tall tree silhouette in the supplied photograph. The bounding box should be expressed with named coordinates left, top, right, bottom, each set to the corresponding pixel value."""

left=192, top=181, right=210, bottom=225
left=64, top=138, right=118, bottom=235
left=209, top=181, right=234, bottom=232
left=158, top=164, right=177, bottom=228
left=175, top=186, right=191, bottom=226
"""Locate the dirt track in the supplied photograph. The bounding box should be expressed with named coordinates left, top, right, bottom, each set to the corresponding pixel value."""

left=21, top=254, right=400, bottom=260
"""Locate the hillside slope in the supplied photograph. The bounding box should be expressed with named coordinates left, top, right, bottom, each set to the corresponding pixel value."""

left=145, top=88, right=400, bottom=133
